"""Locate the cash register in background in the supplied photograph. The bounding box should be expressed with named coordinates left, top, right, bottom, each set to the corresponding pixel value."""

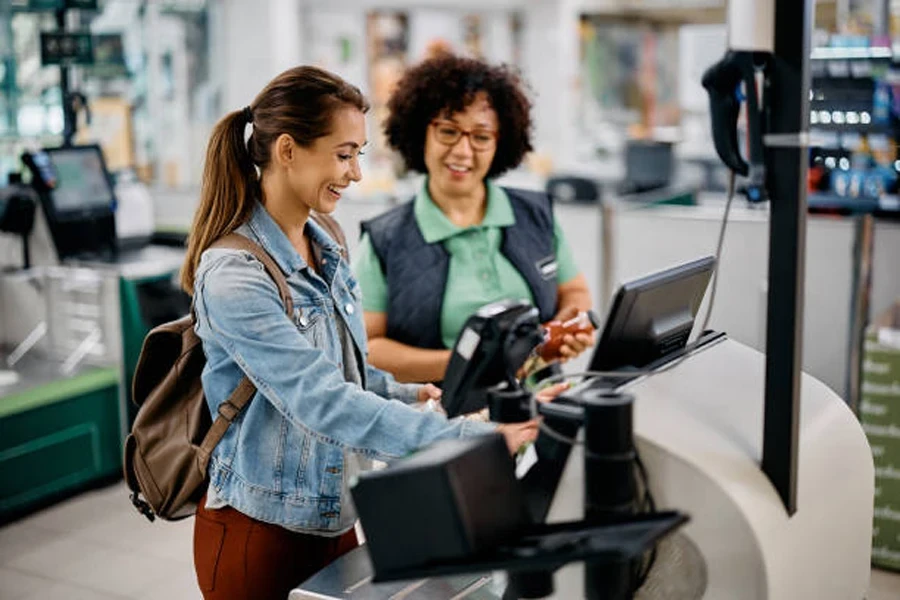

left=21, top=144, right=161, bottom=263
left=21, top=145, right=191, bottom=400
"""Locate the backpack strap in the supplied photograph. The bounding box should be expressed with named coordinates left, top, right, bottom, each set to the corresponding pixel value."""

left=201, top=376, right=257, bottom=456
left=210, top=233, right=295, bottom=315
left=197, top=233, right=295, bottom=462
left=311, top=211, right=349, bottom=261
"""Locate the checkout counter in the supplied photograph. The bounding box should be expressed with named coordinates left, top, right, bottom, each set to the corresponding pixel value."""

left=0, top=144, right=186, bottom=520
left=291, top=335, right=871, bottom=599
left=288, top=260, right=874, bottom=599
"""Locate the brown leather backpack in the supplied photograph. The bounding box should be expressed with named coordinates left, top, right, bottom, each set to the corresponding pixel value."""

left=123, top=213, right=348, bottom=521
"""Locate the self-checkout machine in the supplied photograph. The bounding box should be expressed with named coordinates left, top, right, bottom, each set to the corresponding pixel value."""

left=0, top=1, right=186, bottom=519
left=19, top=0, right=187, bottom=425
left=19, top=141, right=189, bottom=425
left=289, top=1, right=874, bottom=598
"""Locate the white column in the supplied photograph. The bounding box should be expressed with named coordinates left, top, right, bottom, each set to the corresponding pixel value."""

left=143, top=1, right=162, bottom=175
left=221, top=0, right=304, bottom=112
left=521, top=0, right=580, bottom=167
left=482, top=11, right=515, bottom=64
left=271, top=0, right=303, bottom=74
left=408, top=8, right=464, bottom=62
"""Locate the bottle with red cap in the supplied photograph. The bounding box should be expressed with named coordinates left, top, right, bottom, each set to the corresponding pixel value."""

left=536, top=310, right=601, bottom=362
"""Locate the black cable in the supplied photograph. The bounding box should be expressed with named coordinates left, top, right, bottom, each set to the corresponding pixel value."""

left=633, top=450, right=657, bottom=589
left=528, top=169, right=737, bottom=446
left=525, top=171, right=737, bottom=593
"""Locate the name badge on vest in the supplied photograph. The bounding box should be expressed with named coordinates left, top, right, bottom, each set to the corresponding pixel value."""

left=536, top=255, right=558, bottom=281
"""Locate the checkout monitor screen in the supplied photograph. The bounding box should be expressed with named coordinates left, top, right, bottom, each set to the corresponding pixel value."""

left=589, top=255, right=715, bottom=372
left=44, top=145, right=115, bottom=219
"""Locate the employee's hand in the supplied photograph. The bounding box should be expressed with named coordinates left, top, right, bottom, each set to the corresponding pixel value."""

left=496, top=419, right=540, bottom=453
left=558, top=332, right=594, bottom=361
left=553, top=306, right=596, bottom=362
left=416, top=383, right=442, bottom=403
left=534, top=382, right=570, bottom=403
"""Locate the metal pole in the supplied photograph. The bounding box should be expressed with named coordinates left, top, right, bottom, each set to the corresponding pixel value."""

left=55, top=9, right=74, bottom=147
left=846, top=214, right=874, bottom=413
left=761, top=0, right=813, bottom=516
left=599, top=198, right=614, bottom=313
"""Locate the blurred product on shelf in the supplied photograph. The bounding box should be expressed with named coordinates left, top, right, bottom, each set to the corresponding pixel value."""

left=808, top=38, right=900, bottom=212
left=860, top=300, right=900, bottom=571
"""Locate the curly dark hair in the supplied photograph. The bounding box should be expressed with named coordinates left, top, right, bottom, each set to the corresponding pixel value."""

left=384, top=54, right=533, bottom=179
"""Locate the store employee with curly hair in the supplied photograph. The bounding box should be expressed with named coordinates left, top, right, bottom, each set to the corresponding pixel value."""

left=352, top=54, right=594, bottom=384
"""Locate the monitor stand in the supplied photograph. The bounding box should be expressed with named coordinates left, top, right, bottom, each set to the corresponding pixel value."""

left=582, top=330, right=727, bottom=392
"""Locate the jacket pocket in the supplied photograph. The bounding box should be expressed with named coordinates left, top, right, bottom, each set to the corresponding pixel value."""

left=293, top=431, right=312, bottom=488
left=318, top=445, right=344, bottom=498
left=292, top=304, right=326, bottom=348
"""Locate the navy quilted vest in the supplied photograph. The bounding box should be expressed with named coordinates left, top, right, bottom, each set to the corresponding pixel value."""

left=360, top=188, right=559, bottom=349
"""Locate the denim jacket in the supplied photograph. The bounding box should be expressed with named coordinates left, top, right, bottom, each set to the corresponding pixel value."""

left=193, top=202, right=495, bottom=533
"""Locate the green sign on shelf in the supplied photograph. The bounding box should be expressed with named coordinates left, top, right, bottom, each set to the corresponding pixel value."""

left=10, top=0, right=98, bottom=11
left=65, top=0, right=98, bottom=9
left=10, top=0, right=65, bottom=11
left=40, top=32, right=94, bottom=66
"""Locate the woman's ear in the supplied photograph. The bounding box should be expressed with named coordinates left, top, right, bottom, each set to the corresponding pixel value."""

left=273, top=133, right=295, bottom=167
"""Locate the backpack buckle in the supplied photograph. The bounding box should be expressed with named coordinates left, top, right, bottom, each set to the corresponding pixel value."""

left=217, top=400, right=241, bottom=422
left=130, top=491, right=156, bottom=522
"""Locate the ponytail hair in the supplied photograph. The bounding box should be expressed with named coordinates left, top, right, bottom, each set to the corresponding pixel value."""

left=180, top=109, right=256, bottom=293
left=180, top=66, right=368, bottom=293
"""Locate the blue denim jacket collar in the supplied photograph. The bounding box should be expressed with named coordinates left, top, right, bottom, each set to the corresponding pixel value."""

left=244, top=201, right=344, bottom=282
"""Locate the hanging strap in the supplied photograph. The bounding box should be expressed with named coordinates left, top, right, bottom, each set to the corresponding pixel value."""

left=197, top=233, right=294, bottom=461
left=211, top=233, right=294, bottom=315
left=311, top=211, right=350, bottom=261
left=196, top=222, right=350, bottom=460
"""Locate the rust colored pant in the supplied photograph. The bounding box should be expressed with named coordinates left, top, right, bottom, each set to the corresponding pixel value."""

left=193, top=495, right=358, bottom=600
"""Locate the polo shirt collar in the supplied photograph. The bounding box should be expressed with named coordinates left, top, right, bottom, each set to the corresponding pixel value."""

left=413, top=179, right=515, bottom=244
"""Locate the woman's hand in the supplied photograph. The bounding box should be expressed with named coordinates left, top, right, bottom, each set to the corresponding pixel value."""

left=534, top=382, right=570, bottom=403
left=415, top=383, right=446, bottom=415
left=416, top=383, right=442, bottom=403
left=496, top=419, right=540, bottom=453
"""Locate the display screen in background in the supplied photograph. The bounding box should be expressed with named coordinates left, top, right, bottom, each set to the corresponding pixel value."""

left=48, top=148, right=114, bottom=213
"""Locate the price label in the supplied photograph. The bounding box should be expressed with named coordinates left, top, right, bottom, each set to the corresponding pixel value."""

left=40, top=32, right=94, bottom=66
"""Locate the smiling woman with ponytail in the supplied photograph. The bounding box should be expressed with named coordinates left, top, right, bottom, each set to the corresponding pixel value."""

left=184, top=65, right=537, bottom=600
left=181, top=66, right=368, bottom=293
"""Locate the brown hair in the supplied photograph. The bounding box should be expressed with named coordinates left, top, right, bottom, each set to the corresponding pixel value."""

left=384, top=54, right=533, bottom=178
left=180, top=66, right=369, bottom=293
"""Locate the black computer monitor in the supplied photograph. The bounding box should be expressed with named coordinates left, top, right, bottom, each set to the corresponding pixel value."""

left=622, top=140, right=674, bottom=194
left=28, top=144, right=118, bottom=260
left=43, top=144, right=116, bottom=220
left=589, top=256, right=716, bottom=372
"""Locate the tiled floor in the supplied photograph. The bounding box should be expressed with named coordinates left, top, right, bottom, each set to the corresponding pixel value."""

left=1, top=482, right=196, bottom=600
left=1, top=480, right=900, bottom=599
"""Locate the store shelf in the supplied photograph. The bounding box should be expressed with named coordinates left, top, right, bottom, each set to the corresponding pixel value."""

left=808, top=192, right=900, bottom=214
left=810, top=46, right=893, bottom=61
left=809, top=122, right=893, bottom=134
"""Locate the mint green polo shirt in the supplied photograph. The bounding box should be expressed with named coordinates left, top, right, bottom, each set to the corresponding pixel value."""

left=352, top=181, right=580, bottom=348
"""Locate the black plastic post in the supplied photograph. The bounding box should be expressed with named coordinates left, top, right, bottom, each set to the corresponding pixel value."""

left=506, top=569, right=555, bottom=599
left=582, top=391, right=637, bottom=600
left=488, top=383, right=533, bottom=423
left=761, top=0, right=813, bottom=517
left=21, top=232, right=30, bottom=269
